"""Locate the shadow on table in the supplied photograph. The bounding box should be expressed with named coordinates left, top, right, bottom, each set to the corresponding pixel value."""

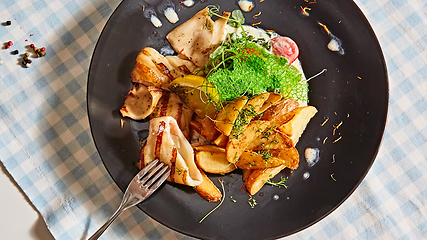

left=0, top=161, right=55, bottom=240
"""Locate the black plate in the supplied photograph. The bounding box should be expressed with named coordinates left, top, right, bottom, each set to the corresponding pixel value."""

left=87, top=0, right=388, bottom=239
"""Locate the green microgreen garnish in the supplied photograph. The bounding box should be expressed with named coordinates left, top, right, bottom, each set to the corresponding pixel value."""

left=199, top=6, right=308, bottom=105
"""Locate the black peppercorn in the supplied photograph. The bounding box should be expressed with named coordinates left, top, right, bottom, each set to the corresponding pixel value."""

left=6, top=21, right=11, bottom=26
left=11, top=50, right=19, bottom=55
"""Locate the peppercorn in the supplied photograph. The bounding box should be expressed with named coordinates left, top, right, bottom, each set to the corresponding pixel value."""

left=6, top=21, right=11, bottom=26
left=40, top=47, right=46, bottom=51
left=11, top=50, right=19, bottom=55
left=25, top=63, right=31, bottom=68
left=26, top=59, right=32, bottom=64
left=30, top=44, right=34, bottom=48
left=23, top=56, right=28, bottom=61
left=33, top=47, right=39, bottom=52
left=8, top=41, right=13, bottom=46
left=40, top=51, right=46, bottom=57
left=25, top=52, right=29, bottom=57
left=22, top=60, right=27, bottom=65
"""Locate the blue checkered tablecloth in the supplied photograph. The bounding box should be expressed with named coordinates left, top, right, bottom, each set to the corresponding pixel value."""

left=1, top=0, right=426, bottom=239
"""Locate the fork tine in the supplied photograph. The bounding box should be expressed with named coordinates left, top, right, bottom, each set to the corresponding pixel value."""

left=137, top=159, right=159, bottom=179
left=149, top=168, right=171, bottom=192
left=140, top=162, right=164, bottom=185
left=145, top=165, right=169, bottom=188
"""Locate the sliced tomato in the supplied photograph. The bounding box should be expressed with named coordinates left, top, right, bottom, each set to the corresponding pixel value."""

left=269, top=36, right=299, bottom=64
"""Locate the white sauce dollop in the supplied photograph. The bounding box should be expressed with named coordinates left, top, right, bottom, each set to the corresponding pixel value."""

left=164, top=7, right=179, bottom=24
left=327, top=39, right=339, bottom=52
left=305, top=148, right=320, bottom=167
left=150, top=15, right=162, bottom=28
left=303, top=172, right=310, bottom=180
left=183, top=0, right=195, bottom=7
left=160, top=45, right=175, bottom=56
left=238, top=0, right=254, bottom=12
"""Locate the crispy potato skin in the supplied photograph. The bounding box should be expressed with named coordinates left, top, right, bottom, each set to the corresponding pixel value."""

left=260, top=98, right=299, bottom=126
left=195, top=145, right=226, bottom=153
left=194, top=168, right=222, bottom=202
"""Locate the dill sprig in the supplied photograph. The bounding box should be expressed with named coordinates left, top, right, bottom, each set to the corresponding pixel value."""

left=199, top=179, right=225, bottom=223
left=264, top=177, right=288, bottom=188
left=248, top=195, right=257, bottom=208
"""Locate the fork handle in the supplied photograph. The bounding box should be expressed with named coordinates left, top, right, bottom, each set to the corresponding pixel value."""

left=88, top=206, right=125, bottom=240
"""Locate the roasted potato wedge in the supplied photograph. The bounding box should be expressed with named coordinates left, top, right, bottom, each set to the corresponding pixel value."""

left=191, top=115, right=221, bottom=141
left=190, top=119, right=202, bottom=134
left=195, top=145, right=226, bottom=153
left=201, top=117, right=221, bottom=141
left=278, top=106, right=318, bottom=146
left=258, top=93, right=282, bottom=113
left=260, top=98, right=299, bottom=126
left=226, top=120, right=270, bottom=163
left=236, top=148, right=299, bottom=170
left=246, top=93, right=270, bottom=113
left=196, top=151, right=236, bottom=174
left=215, top=97, right=248, bottom=136
left=245, top=165, right=286, bottom=195
left=194, top=169, right=222, bottom=202
left=242, top=169, right=252, bottom=182
left=214, top=134, right=229, bottom=148
left=246, top=128, right=293, bottom=150
left=227, top=93, right=270, bottom=139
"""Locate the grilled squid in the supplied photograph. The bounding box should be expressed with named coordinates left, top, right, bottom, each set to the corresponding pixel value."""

left=141, top=116, right=203, bottom=187
left=120, top=84, right=163, bottom=120
left=150, top=91, right=193, bottom=140
left=131, top=47, right=197, bottom=87
left=166, top=8, right=230, bottom=67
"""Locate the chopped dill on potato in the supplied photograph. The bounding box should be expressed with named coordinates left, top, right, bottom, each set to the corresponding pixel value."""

left=230, top=105, right=260, bottom=139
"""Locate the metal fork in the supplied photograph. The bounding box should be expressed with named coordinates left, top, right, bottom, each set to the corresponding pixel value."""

left=88, top=159, right=170, bottom=240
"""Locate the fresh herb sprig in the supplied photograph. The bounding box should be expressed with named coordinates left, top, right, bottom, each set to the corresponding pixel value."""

left=264, top=177, right=288, bottom=188
left=199, top=179, right=225, bottom=223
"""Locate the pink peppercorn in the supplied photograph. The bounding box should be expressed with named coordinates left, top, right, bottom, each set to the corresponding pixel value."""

left=30, top=43, right=34, bottom=48
left=40, top=47, right=45, bottom=51
left=8, top=41, right=13, bottom=46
